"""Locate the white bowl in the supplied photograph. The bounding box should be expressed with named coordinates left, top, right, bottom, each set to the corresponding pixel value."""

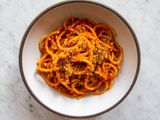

left=19, top=0, right=140, bottom=118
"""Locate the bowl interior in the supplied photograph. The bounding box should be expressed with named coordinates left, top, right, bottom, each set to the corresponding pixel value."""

left=21, top=1, right=139, bottom=117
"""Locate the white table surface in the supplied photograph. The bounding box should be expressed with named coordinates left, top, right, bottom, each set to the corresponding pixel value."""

left=0, top=0, right=160, bottom=120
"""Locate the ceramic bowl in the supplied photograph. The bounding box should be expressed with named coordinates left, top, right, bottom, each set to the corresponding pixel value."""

left=19, top=0, right=140, bottom=118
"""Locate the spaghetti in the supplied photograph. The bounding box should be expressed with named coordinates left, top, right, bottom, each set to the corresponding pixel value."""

left=36, top=16, right=123, bottom=98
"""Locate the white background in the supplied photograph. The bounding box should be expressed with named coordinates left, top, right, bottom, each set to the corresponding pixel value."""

left=0, top=0, right=160, bottom=120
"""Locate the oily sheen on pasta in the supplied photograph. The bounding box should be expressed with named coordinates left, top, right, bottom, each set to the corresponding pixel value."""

left=36, top=16, right=123, bottom=98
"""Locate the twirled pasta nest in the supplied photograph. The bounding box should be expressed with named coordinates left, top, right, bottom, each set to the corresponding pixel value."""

left=37, top=16, right=123, bottom=98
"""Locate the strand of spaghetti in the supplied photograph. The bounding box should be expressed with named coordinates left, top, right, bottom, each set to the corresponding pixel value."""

left=46, top=72, right=60, bottom=87
left=73, top=52, right=89, bottom=59
left=39, top=36, right=47, bottom=53
left=84, top=77, right=102, bottom=91
left=94, top=24, right=117, bottom=39
left=82, top=24, right=97, bottom=37
left=93, top=82, right=109, bottom=95
left=55, top=84, right=80, bottom=98
left=52, top=53, right=68, bottom=70
left=37, top=65, right=55, bottom=72
left=98, top=39, right=112, bottom=49
left=72, top=58, right=94, bottom=71
left=37, top=53, right=48, bottom=64
left=48, top=29, right=60, bottom=38
left=45, top=37, right=58, bottom=59
left=72, top=80, right=85, bottom=95
left=71, top=36, right=93, bottom=61
left=81, top=24, right=112, bottom=50
left=109, top=47, right=123, bottom=65
left=93, top=24, right=115, bottom=49
left=37, top=54, right=56, bottom=72
left=95, top=66, right=107, bottom=80
left=37, top=71, right=59, bottom=87
left=64, top=16, right=75, bottom=29
left=37, top=57, right=58, bottom=72
left=91, top=33, right=112, bottom=50
left=67, top=40, right=93, bottom=60
left=56, top=72, right=73, bottom=91
left=56, top=30, right=66, bottom=49
left=102, top=63, right=118, bottom=77
left=57, top=32, right=82, bottom=50
left=97, top=35, right=118, bottom=52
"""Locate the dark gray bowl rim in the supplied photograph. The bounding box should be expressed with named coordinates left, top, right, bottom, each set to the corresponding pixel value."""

left=19, top=0, right=141, bottom=118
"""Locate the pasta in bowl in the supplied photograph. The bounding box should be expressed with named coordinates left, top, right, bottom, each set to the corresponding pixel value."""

left=36, top=16, right=123, bottom=98
left=19, top=1, right=140, bottom=118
